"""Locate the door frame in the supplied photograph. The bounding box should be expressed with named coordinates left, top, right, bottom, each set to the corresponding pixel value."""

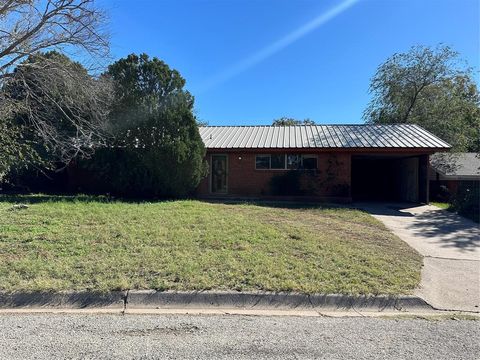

left=210, top=154, right=228, bottom=194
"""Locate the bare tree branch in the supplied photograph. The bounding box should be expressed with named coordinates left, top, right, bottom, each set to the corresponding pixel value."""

left=1, top=52, right=113, bottom=165
left=0, top=0, right=110, bottom=175
left=0, top=0, right=108, bottom=76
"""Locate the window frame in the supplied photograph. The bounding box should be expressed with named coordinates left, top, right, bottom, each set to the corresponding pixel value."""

left=270, top=153, right=287, bottom=170
left=255, top=153, right=318, bottom=170
left=255, top=154, right=271, bottom=170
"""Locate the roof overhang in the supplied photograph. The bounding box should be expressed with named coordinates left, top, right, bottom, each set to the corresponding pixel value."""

left=204, top=147, right=447, bottom=154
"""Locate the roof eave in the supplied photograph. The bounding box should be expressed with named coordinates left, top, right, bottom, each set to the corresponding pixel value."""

left=204, top=147, right=450, bottom=152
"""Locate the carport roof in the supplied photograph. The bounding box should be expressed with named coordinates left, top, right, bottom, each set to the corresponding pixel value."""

left=199, top=124, right=451, bottom=149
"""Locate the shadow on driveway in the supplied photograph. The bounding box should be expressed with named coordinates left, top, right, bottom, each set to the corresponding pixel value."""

left=407, top=208, right=479, bottom=252
left=355, top=202, right=480, bottom=255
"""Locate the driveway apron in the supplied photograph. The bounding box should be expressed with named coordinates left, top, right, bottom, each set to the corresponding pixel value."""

left=358, top=203, right=479, bottom=312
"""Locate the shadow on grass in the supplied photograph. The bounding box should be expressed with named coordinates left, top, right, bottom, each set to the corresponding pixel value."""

left=201, top=198, right=354, bottom=212
left=0, top=193, right=114, bottom=204
left=0, top=192, right=174, bottom=205
left=0, top=192, right=356, bottom=212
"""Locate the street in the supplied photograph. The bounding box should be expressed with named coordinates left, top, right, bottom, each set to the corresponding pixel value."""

left=1, top=313, right=478, bottom=359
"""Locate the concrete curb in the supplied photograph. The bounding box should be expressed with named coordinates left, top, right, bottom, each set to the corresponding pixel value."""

left=0, top=290, right=433, bottom=312
left=126, top=290, right=433, bottom=312
left=0, top=291, right=127, bottom=309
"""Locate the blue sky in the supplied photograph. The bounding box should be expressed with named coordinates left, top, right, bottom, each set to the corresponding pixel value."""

left=102, top=0, right=479, bottom=125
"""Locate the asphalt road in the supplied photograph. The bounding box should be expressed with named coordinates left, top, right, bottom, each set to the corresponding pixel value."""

left=1, top=313, right=479, bottom=359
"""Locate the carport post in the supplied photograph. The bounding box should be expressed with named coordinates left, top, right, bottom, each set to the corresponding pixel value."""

left=418, top=154, right=429, bottom=204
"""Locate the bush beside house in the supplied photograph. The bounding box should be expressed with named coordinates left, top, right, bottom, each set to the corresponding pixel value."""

left=74, top=54, right=207, bottom=198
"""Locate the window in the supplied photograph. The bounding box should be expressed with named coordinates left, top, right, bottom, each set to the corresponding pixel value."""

left=287, top=154, right=301, bottom=170
left=271, top=154, right=286, bottom=169
left=255, top=154, right=318, bottom=170
left=255, top=155, right=270, bottom=169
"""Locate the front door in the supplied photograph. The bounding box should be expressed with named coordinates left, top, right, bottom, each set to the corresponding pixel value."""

left=211, top=155, right=228, bottom=194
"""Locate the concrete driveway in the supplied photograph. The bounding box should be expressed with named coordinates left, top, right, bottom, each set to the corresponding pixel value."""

left=358, top=203, right=479, bottom=312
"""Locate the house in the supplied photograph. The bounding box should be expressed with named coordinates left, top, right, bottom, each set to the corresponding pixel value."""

left=196, top=124, right=451, bottom=203
left=429, top=152, right=480, bottom=200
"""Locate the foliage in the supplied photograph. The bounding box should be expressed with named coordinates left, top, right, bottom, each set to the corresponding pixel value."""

left=272, top=117, right=316, bottom=126
left=0, top=195, right=422, bottom=294
left=4, top=51, right=112, bottom=161
left=269, top=171, right=306, bottom=195
left=329, top=183, right=351, bottom=197
left=83, top=53, right=207, bottom=197
left=315, top=155, right=350, bottom=197
left=269, top=155, right=350, bottom=197
left=0, top=0, right=109, bottom=183
left=450, top=182, right=479, bottom=223
left=364, top=45, right=480, bottom=152
left=0, top=0, right=108, bottom=76
left=0, top=119, right=46, bottom=183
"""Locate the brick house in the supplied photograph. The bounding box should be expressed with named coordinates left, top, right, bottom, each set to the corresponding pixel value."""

left=196, top=124, right=450, bottom=203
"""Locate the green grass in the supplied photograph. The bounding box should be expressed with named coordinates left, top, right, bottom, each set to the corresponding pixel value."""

left=0, top=195, right=422, bottom=295
left=431, top=202, right=451, bottom=210
left=431, top=201, right=479, bottom=223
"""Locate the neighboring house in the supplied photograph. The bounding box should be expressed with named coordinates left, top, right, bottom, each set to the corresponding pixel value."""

left=196, top=124, right=450, bottom=203
left=429, top=152, right=480, bottom=200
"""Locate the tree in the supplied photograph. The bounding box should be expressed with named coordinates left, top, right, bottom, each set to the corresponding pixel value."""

left=0, top=0, right=107, bottom=76
left=0, top=51, right=112, bottom=183
left=0, top=0, right=109, bottom=182
left=83, top=53, right=207, bottom=197
left=0, top=119, right=41, bottom=182
left=272, top=117, right=316, bottom=126
left=364, top=45, right=480, bottom=152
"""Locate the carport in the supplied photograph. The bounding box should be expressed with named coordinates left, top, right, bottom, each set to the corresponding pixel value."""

left=351, top=153, right=430, bottom=203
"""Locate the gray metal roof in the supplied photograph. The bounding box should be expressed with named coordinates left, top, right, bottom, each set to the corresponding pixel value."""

left=199, top=124, right=451, bottom=149
left=430, top=153, right=480, bottom=179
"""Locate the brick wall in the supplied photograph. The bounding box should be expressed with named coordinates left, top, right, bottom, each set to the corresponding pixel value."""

left=197, top=151, right=352, bottom=200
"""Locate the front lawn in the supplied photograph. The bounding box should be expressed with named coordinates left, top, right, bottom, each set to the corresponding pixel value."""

left=0, top=195, right=422, bottom=295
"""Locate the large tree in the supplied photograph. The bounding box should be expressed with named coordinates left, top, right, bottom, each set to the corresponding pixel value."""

left=0, top=51, right=112, bottom=184
left=83, top=53, right=207, bottom=197
left=0, top=0, right=107, bottom=76
left=364, top=45, right=480, bottom=152
left=0, top=0, right=109, bottom=182
left=6, top=52, right=112, bottom=158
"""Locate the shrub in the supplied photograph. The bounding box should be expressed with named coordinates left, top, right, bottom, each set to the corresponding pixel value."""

left=78, top=54, right=207, bottom=198
left=450, top=182, right=479, bottom=223
left=270, top=171, right=304, bottom=196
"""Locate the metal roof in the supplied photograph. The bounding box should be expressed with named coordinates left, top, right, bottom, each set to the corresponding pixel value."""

left=199, top=124, right=451, bottom=149
left=430, top=153, right=480, bottom=179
